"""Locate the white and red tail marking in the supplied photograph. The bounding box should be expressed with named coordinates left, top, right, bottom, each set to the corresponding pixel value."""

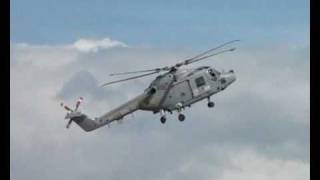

left=75, top=97, right=84, bottom=111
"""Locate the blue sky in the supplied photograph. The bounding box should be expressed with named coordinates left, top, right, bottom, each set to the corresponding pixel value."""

left=11, top=0, right=309, bottom=48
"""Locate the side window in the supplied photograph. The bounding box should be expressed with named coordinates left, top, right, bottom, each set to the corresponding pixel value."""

left=195, top=76, right=206, bottom=87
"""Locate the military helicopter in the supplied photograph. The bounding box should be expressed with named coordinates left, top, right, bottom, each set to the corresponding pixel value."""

left=60, top=40, right=238, bottom=132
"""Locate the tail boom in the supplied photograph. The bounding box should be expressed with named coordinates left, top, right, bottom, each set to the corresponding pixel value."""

left=67, top=93, right=148, bottom=132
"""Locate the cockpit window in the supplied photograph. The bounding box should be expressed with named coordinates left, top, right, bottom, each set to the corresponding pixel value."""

left=208, top=68, right=220, bottom=78
left=195, top=76, right=206, bottom=87
left=208, top=69, right=216, bottom=77
left=208, top=68, right=220, bottom=80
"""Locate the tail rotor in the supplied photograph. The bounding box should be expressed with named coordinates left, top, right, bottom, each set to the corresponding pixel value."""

left=75, top=97, right=83, bottom=112
left=60, top=102, right=73, bottom=112
left=60, top=97, right=84, bottom=129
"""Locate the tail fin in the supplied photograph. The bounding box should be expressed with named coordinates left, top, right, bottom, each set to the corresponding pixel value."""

left=61, top=97, right=100, bottom=132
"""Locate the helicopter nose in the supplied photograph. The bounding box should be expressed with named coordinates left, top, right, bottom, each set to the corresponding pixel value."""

left=228, top=71, right=236, bottom=84
left=221, top=71, right=236, bottom=87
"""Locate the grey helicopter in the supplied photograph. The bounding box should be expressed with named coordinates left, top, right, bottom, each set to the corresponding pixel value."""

left=60, top=40, right=238, bottom=132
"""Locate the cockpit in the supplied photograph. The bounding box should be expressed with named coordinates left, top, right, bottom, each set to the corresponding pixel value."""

left=207, top=68, right=220, bottom=80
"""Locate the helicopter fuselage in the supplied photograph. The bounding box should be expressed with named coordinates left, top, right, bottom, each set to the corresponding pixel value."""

left=139, top=66, right=236, bottom=113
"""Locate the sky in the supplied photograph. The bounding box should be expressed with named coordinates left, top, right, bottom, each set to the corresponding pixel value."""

left=10, top=0, right=309, bottom=48
left=10, top=0, right=309, bottom=180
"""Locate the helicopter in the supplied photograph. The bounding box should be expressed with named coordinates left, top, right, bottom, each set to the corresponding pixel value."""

left=60, top=40, right=238, bottom=132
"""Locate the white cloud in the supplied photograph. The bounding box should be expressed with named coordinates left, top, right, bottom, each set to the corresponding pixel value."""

left=10, top=37, right=128, bottom=69
left=10, top=38, right=309, bottom=180
left=161, top=146, right=309, bottom=180
left=72, top=38, right=128, bottom=52
left=217, top=149, right=309, bottom=180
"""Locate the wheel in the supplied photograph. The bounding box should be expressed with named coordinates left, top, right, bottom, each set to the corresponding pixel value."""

left=208, top=101, right=215, bottom=108
left=160, top=116, right=166, bottom=124
left=178, top=114, right=185, bottom=121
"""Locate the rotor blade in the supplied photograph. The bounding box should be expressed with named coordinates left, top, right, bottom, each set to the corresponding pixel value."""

left=109, top=66, right=171, bottom=76
left=64, top=106, right=73, bottom=112
left=181, top=40, right=239, bottom=62
left=104, top=40, right=239, bottom=82
left=185, top=47, right=236, bottom=65
left=109, top=68, right=161, bottom=76
left=66, top=119, right=72, bottom=128
left=61, top=103, right=73, bottom=112
left=174, top=40, right=239, bottom=68
left=101, top=71, right=160, bottom=87
left=74, top=97, right=83, bottom=111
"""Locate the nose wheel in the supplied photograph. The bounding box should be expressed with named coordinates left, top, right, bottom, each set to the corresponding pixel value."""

left=207, top=97, right=215, bottom=108
left=160, top=116, right=166, bottom=124
left=208, top=101, right=215, bottom=108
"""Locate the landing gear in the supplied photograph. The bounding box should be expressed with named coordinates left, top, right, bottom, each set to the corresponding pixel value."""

left=160, top=109, right=166, bottom=124
left=175, top=103, right=186, bottom=122
left=208, top=101, right=215, bottom=108
left=159, top=106, right=187, bottom=123
left=178, top=114, right=185, bottom=121
left=207, top=97, right=215, bottom=108
left=160, top=116, right=166, bottom=124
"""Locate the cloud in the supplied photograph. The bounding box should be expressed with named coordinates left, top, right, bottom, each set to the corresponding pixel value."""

left=161, top=146, right=309, bottom=180
left=10, top=37, right=128, bottom=68
left=216, top=148, right=309, bottom=180
left=10, top=38, right=309, bottom=180
left=56, top=70, right=123, bottom=101
left=72, top=38, right=128, bottom=53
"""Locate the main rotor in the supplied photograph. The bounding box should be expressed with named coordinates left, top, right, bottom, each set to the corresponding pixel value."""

left=101, top=40, right=239, bottom=87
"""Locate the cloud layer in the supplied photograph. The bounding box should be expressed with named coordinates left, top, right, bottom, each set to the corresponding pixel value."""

left=73, top=38, right=128, bottom=52
left=10, top=38, right=309, bottom=180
